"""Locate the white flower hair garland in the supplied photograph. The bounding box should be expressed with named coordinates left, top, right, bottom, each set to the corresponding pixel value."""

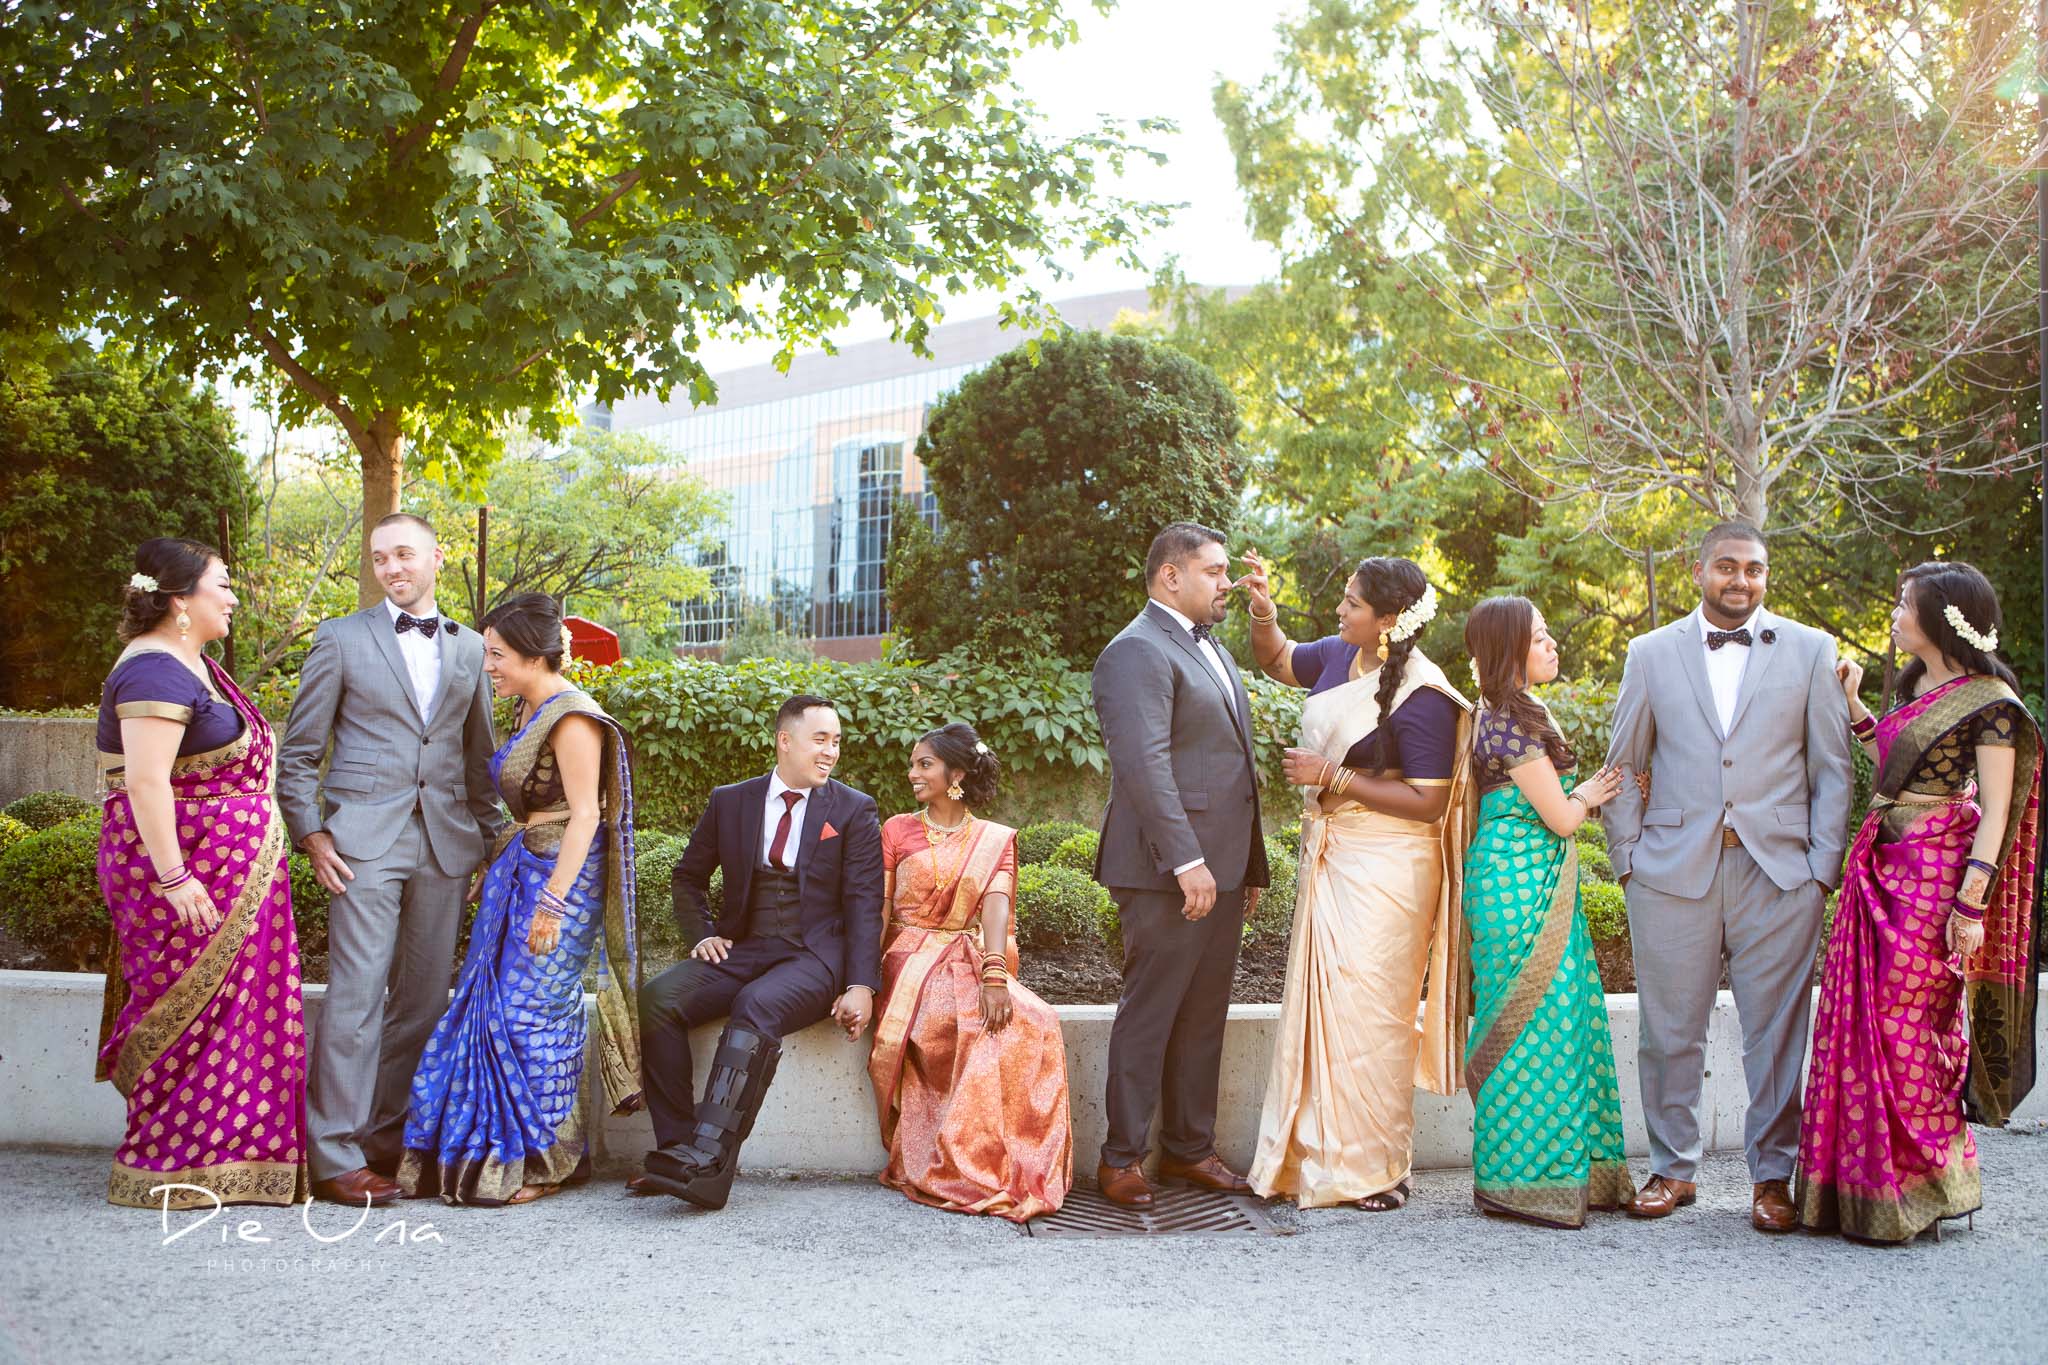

left=1944, top=603, right=1998, bottom=653
left=128, top=573, right=158, bottom=593
left=1387, top=583, right=1438, bottom=644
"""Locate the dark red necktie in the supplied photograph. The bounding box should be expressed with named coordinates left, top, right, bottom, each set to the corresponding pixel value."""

left=768, top=790, right=802, bottom=869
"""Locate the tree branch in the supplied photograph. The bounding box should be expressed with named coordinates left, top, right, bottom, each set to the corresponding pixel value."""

left=386, top=5, right=496, bottom=170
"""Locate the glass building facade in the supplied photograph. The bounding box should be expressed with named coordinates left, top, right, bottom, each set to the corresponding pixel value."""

left=613, top=290, right=1159, bottom=657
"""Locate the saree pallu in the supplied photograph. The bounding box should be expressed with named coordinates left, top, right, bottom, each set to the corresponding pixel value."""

left=95, top=657, right=307, bottom=1209
left=1250, top=656, right=1475, bottom=1207
left=1797, top=676, right=2041, bottom=1242
left=399, top=690, right=642, bottom=1205
left=1463, top=777, right=1632, bottom=1227
left=869, top=819, right=1071, bottom=1222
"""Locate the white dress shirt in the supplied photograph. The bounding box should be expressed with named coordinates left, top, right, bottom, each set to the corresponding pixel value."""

left=1153, top=600, right=1239, bottom=876
left=1695, top=604, right=1764, bottom=737
left=761, top=772, right=810, bottom=870
left=383, top=597, right=444, bottom=724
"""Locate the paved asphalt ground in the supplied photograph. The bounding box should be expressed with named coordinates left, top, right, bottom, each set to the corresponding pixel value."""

left=3, top=1126, right=2045, bottom=1365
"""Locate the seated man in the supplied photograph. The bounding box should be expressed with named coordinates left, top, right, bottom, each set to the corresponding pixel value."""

left=632, top=694, right=884, bottom=1208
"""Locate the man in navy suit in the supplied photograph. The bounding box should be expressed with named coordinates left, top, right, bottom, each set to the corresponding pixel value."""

left=633, top=694, right=885, bottom=1208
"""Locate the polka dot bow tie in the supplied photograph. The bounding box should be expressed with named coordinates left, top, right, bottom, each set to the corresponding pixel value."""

left=395, top=612, right=443, bottom=638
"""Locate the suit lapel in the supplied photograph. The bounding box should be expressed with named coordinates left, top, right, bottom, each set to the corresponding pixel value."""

left=731, top=775, right=770, bottom=911
left=1725, top=612, right=1784, bottom=736
left=1144, top=602, right=1247, bottom=752
left=363, top=606, right=425, bottom=724
left=425, top=619, right=465, bottom=730
left=795, top=781, right=834, bottom=899
left=1672, top=615, right=1726, bottom=740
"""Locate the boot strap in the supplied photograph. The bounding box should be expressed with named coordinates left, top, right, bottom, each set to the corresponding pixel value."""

left=713, top=1041, right=758, bottom=1071
left=694, top=1099, right=745, bottom=1135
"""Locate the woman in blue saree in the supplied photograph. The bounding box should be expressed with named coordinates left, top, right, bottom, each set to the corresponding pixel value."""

left=398, top=593, right=642, bottom=1205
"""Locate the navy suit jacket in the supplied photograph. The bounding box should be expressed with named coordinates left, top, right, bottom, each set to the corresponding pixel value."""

left=670, top=775, right=885, bottom=993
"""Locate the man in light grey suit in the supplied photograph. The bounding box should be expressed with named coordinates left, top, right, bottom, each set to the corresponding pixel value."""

left=1090, top=522, right=1269, bottom=1208
left=277, top=514, right=501, bottom=1206
left=1603, top=521, right=1853, bottom=1232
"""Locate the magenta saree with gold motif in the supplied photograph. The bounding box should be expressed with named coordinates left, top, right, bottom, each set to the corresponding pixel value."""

left=95, top=654, right=308, bottom=1209
left=1796, top=675, right=2041, bottom=1241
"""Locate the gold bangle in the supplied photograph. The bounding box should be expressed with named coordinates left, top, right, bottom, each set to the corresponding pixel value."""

left=1249, top=606, right=1277, bottom=625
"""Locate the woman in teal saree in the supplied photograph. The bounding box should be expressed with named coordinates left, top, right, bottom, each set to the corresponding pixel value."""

left=1461, top=596, right=1634, bottom=1227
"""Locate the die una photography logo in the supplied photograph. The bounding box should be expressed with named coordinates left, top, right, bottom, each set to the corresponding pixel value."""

left=151, top=1184, right=444, bottom=1269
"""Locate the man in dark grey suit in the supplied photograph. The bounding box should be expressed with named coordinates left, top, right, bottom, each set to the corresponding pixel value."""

left=1091, top=522, right=1269, bottom=1207
left=1602, top=521, right=1853, bottom=1232
left=277, top=514, right=502, bottom=1206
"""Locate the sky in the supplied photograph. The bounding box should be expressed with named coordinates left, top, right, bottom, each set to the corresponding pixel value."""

left=691, top=0, right=1293, bottom=375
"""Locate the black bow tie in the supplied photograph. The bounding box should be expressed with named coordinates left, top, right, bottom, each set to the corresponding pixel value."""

left=1191, top=623, right=1214, bottom=644
left=395, top=612, right=441, bottom=639
left=1706, top=627, right=1752, bottom=651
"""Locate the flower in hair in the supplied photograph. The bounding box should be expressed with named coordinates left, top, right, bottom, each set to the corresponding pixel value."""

left=1468, top=657, right=1482, bottom=689
left=128, top=573, right=158, bottom=593
left=1387, top=583, right=1438, bottom=644
left=974, top=741, right=990, bottom=755
left=1944, top=603, right=1998, bottom=653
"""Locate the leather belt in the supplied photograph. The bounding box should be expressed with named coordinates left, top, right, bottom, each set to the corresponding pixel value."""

left=1721, top=827, right=1742, bottom=848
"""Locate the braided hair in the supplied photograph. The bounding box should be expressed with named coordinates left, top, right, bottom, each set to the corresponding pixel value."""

left=1464, top=595, right=1575, bottom=770
left=1352, top=557, right=1432, bottom=723
left=1890, top=561, right=2019, bottom=708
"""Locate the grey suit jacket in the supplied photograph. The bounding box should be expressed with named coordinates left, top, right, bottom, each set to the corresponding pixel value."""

left=1091, top=602, right=1269, bottom=893
left=1602, top=608, right=1853, bottom=899
left=276, top=606, right=502, bottom=877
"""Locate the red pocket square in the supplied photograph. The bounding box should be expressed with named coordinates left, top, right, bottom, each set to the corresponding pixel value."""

left=820, top=822, right=840, bottom=840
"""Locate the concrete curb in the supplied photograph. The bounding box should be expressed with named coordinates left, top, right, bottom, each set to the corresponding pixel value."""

left=5, top=968, right=2043, bottom=1174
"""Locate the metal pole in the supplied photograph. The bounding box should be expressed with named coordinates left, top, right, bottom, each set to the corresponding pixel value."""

left=476, top=505, right=490, bottom=623
left=1645, top=547, right=1659, bottom=630
left=217, top=506, right=237, bottom=678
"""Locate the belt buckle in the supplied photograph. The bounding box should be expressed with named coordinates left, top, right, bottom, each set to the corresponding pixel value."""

left=1721, top=826, right=1741, bottom=848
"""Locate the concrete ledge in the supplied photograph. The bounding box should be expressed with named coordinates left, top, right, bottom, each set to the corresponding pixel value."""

left=6, top=968, right=2045, bottom=1174
left=0, top=717, right=99, bottom=805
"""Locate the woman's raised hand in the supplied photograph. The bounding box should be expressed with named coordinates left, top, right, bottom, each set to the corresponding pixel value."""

left=1835, top=656, right=1864, bottom=706
left=1237, top=549, right=1276, bottom=619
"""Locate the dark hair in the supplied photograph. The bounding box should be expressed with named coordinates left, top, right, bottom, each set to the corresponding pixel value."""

left=1699, top=521, right=1767, bottom=562
left=915, top=721, right=1002, bottom=809
left=374, top=511, right=438, bottom=541
left=1890, top=561, right=2019, bottom=708
left=1145, top=521, right=1226, bottom=585
left=1464, top=596, right=1575, bottom=771
left=1351, top=556, right=1432, bottom=724
left=479, top=591, right=565, bottom=670
left=118, top=537, right=221, bottom=642
left=775, top=693, right=837, bottom=732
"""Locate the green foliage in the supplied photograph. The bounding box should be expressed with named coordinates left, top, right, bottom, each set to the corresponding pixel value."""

left=1017, top=820, right=1099, bottom=869
left=1575, top=821, right=1613, bottom=884
left=887, top=330, right=1250, bottom=662
left=286, top=850, right=333, bottom=959
left=4, top=791, right=97, bottom=831
left=1537, top=679, right=1619, bottom=771
left=719, top=602, right=816, bottom=666
left=1580, top=879, right=1629, bottom=945
left=0, top=333, right=245, bottom=705
left=0, top=815, right=107, bottom=970
left=415, top=428, right=722, bottom=640
left=633, top=830, right=723, bottom=961
left=1047, top=830, right=1100, bottom=873
left=3, top=1, right=1163, bottom=586
left=0, top=813, right=31, bottom=856
left=1247, top=836, right=1299, bottom=945
left=1013, top=863, right=1112, bottom=953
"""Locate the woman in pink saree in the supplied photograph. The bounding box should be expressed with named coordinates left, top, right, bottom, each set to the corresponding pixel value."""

left=94, top=538, right=307, bottom=1209
left=1798, top=562, right=2040, bottom=1242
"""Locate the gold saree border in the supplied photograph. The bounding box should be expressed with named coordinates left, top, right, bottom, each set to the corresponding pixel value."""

left=1795, top=1132, right=1981, bottom=1243
left=1464, top=840, right=1578, bottom=1097
left=397, top=1093, right=590, bottom=1205
left=108, top=808, right=288, bottom=1097
left=109, top=1157, right=308, bottom=1210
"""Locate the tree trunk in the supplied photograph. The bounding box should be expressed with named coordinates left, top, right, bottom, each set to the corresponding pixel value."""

left=354, top=409, right=405, bottom=606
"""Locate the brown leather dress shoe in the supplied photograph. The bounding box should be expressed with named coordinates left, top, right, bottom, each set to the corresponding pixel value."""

left=1625, top=1174, right=1697, bottom=1219
left=1156, top=1153, right=1252, bottom=1194
left=1751, top=1179, right=1796, bottom=1233
left=1096, top=1160, right=1155, bottom=1208
left=311, top=1168, right=401, bottom=1207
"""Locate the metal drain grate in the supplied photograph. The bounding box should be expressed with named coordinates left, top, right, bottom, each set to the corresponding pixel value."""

left=1024, top=1185, right=1283, bottom=1239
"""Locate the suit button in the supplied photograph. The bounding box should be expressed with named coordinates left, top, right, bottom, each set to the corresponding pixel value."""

left=421, top=737, right=431, bottom=746
left=419, top=781, right=428, bottom=789
left=1722, top=759, right=1732, bottom=768
left=1724, top=800, right=1732, bottom=809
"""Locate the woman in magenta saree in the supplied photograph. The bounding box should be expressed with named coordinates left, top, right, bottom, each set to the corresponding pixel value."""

left=95, top=539, right=307, bottom=1209
left=1798, top=562, right=2041, bottom=1243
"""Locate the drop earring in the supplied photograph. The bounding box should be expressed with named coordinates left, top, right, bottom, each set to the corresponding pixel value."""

left=947, top=781, right=965, bottom=802
left=1376, top=631, right=1390, bottom=661
left=176, top=609, right=193, bottom=643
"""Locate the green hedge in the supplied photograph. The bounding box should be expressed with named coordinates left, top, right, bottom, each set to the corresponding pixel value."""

left=1047, top=830, right=1099, bottom=872
left=1014, top=863, right=1113, bottom=952
left=633, top=829, right=724, bottom=963
left=0, top=815, right=107, bottom=968
left=1581, top=878, right=1628, bottom=944
left=0, top=812, right=31, bottom=857
left=4, top=790, right=96, bottom=831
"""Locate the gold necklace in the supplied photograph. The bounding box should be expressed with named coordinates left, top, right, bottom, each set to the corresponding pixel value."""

left=919, top=808, right=974, bottom=897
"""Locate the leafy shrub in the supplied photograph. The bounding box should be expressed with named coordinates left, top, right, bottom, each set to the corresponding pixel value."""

left=0, top=815, right=107, bottom=969
left=1535, top=677, right=1619, bottom=771
left=1018, top=819, right=1096, bottom=868
left=0, top=813, right=31, bottom=856
left=1247, top=836, right=1299, bottom=944
left=1576, top=822, right=1613, bottom=882
left=1013, top=863, right=1112, bottom=952
left=1048, top=830, right=1099, bottom=872
left=4, top=790, right=96, bottom=831
left=634, top=830, right=723, bottom=959
left=286, top=850, right=332, bottom=958
left=1581, top=879, right=1629, bottom=943
left=1274, top=821, right=1302, bottom=860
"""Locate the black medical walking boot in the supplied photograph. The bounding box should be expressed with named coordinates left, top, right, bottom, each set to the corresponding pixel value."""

left=638, top=1025, right=781, bottom=1210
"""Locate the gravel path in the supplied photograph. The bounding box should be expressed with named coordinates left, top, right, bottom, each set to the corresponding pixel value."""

left=4, top=1128, right=2045, bottom=1364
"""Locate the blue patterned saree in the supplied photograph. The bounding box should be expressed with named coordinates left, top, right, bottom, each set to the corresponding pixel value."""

left=397, top=688, right=642, bottom=1205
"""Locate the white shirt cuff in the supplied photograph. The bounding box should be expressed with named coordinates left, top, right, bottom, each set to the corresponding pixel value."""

left=1173, top=857, right=1206, bottom=876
